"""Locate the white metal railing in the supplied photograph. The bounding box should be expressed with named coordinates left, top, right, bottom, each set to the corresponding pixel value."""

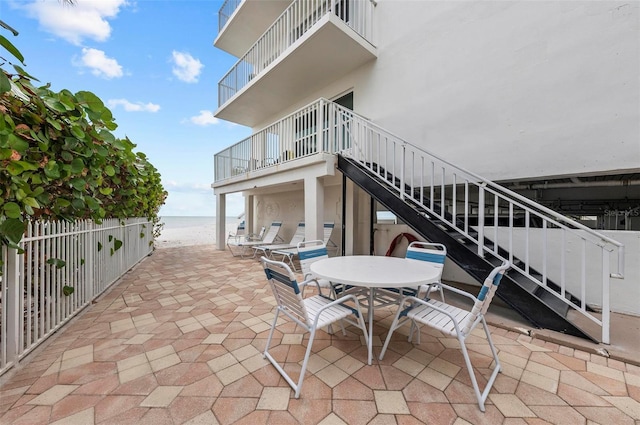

left=218, top=0, right=375, bottom=106
left=218, top=0, right=242, bottom=32
left=213, top=98, right=624, bottom=344
left=214, top=98, right=354, bottom=181
left=0, top=218, right=153, bottom=376
left=339, top=105, right=624, bottom=344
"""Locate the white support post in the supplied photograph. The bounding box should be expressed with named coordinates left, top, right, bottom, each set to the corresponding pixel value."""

left=477, top=185, right=485, bottom=258
left=216, top=193, right=227, bottom=250
left=6, top=247, right=20, bottom=365
left=304, top=176, right=324, bottom=241
left=602, top=250, right=611, bottom=344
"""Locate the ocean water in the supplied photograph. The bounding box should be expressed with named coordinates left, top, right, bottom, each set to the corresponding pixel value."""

left=154, top=216, right=243, bottom=248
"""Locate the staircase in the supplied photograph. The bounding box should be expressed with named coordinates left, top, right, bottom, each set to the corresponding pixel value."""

left=331, top=103, right=624, bottom=343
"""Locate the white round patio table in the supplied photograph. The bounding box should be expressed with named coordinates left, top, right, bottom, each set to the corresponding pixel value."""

left=310, top=255, right=443, bottom=364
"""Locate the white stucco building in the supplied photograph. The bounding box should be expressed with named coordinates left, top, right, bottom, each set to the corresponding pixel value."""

left=211, top=0, right=639, bottom=341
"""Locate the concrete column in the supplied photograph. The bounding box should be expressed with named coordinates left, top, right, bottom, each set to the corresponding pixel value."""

left=344, top=179, right=357, bottom=255
left=216, top=192, right=226, bottom=250
left=304, top=176, right=324, bottom=241
left=245, top=194, right=254, bottom=233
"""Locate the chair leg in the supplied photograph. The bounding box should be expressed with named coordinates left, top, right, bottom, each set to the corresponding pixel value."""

left=379, top=305, right=406, bottom=360
left=263, top=308, right=281, bottom=359
left=457, top=318, right=501, bottom=412
left=294, top=328, right=318, bottom=398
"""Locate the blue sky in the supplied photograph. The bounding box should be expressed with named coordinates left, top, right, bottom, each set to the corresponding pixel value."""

left=1, top=0, right=250, bottom=216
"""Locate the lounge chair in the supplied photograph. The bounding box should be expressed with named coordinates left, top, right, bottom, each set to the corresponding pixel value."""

left=379, top=260, right=510, bottom=412
left=227, top=221, right=283, bottom=258
left=253, top=222, right=305, bottom=258
left=261, top=257, right=368, bottom=398
left=271, top=222, right=335, bottom=269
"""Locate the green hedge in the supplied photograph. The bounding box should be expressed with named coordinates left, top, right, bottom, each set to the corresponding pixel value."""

left=0, top=33, right=167, bottom=248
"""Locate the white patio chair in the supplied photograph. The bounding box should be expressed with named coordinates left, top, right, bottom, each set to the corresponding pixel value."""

left=379, top=260, right=510, bottom=412
left=272, top=222, right=336, bottom=270
left=405, top=241, right=447, bottom=301
left=227, top=221, right=283, bottom=258
left=295, top=240, right=338, bottom=298
left=261, top=257, right=369, bottom=398
left=253, top=222, right=305, bottom=258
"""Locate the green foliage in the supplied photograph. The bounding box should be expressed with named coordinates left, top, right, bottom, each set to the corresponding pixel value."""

left=0, top=41, right=167, bottom=249
left=46, top=258, right=66, bottom=269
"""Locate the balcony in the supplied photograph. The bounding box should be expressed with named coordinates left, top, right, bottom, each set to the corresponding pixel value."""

left=213, top=98, right=354, bottom=183
left=215, top=0, right=377, bottom=128
left=215, top=0, right=293, bottom=57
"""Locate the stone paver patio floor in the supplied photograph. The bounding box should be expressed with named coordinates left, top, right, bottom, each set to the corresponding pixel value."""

left=0, top=245, right=639, bottom=424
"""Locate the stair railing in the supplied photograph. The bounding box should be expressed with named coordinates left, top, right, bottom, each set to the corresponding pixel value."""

left=331, top=102, right=624, bottom=344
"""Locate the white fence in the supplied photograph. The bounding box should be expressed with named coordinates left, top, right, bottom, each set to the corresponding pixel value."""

left=0, top=218, right=153, bottom=377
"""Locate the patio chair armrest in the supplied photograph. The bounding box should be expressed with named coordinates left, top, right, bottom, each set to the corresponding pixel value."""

left=438, top=282, right=477, bottom=302
left=299, top=277, right=324, bottom=295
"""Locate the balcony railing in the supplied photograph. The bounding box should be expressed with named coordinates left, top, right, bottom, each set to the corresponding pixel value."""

left=218, top=0, right=242, bottom=32
left=214, top=98, right=354, bottom=181
left=218, top=0, right=375, bottom=106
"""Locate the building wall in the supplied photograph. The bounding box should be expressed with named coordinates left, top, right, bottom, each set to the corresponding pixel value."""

left=255, top=1, right=639, bottom=183
left=251, top=183, right=343, bottom=247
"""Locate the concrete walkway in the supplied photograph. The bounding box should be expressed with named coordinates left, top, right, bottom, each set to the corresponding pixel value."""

left=0, top=245, right=638, bottom=424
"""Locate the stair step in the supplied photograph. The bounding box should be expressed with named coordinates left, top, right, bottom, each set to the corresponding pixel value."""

left=509, top=273, right=540, bottom=294
left=537, top=289, right=571, bottom=317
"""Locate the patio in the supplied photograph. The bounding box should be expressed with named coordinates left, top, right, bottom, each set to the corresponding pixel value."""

left=0, top=245, right=638, bottom=424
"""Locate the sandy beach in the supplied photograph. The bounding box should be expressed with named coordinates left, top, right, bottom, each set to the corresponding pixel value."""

left=154, top=216, right=242, bottom=249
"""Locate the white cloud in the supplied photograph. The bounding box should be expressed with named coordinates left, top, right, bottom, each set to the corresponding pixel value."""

left=171, top=51, right=203, bottom=83
left=75, top=48, right=123, bottom=79
left=23, top=0, right=128, bottom=45
left=189, top=110, right=219, bottom=126
left=107, top=99, right=160, bottom=112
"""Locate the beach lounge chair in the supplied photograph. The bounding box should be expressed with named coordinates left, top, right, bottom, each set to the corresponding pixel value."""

left=271, top=222, right=335, bottom=270
left=253, top=222, right=305, bottom=258
left=227, top=221, right=283, bottom=258
left=261, top=257, right=368, bottom=398
left=379, top=260, right=510, bottom=412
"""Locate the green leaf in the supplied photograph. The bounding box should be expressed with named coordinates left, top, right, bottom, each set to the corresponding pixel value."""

left=13, top=65, right=39, bottom=81
left=97, top=241, right=103, bottom=252
left=108, top=235, right=113, bottom=242
left=0, top=218, right=25, bottom=244
left=45, top=117, right=63, bottom=131
left=140, top=232, right=145, bottom=238
left=80, top=258, right=85, bottom=265
left=85, top=196, right=100, bottom=211
left=70, top=178, right=86, bottom=191
left=70, top=158, right=84, bottom=174
left=104, top=165, right=116, bottom=176
left=46, top=258, right=66, bottom=269
left=113, top=238, right=123, bottom=251
left=62, top=285, right=74, bottom=296
left=3, top=202, right=21, bottom=219
left=0, top=71, right=11, bottom=94
left=99, top=187, right=113, bottom=196
left=0, top=34, right=25, bottom=64
left=23, top=197, right=40, bottom=208
left=8, top=134, right=29, bottom=152
left=44, top=161, right=61, bottom=179
left=71, top=125, right=85, bottom=139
